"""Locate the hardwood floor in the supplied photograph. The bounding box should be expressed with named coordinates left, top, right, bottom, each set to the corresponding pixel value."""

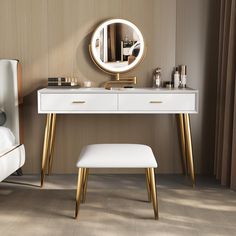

left=0, top=174, right=236, bottom=236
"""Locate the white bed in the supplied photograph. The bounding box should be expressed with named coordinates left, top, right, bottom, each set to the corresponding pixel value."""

left=0, top=59, right=25, bottom=182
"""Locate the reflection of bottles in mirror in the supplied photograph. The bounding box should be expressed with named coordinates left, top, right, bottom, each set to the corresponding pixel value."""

left=124, top=35, right=129, bottom=44
left=153, top=68, right=162, bottom=88
left=123, top=35, right=134, bottom=61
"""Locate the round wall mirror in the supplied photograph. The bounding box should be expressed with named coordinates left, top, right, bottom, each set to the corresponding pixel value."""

left=90, top=19, right=145, bottom=74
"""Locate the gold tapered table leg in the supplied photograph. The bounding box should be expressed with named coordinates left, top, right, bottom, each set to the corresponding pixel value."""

left=75, top=168, right=84, bottom=219
left=183, top=114, right=195, bottom=186
left=82, top=168, right=89, bottom=203
left=145, top=168, right=151, bottom=202
left=48, top=114, right=57, bottom=175
left=149, top=168, right=159, bottom=220
left=177, top=114, right=188, bottom=175
left=41, top=114, right=53, bottom=187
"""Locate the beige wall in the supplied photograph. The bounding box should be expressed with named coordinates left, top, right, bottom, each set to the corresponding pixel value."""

left=176, top=0, right=220, bottom=174
left=0, top=0, right=219, bottom=174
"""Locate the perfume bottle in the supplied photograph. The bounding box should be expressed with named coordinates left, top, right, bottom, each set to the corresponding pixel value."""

left=153, top=67, right=162, bottom=88
left=174, top=67, right=180, bottom=88
left=180, top=65, right=187, bottom=88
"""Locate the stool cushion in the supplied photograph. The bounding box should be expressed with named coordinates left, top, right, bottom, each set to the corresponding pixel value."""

left=77, top=144, right=157, bottom=168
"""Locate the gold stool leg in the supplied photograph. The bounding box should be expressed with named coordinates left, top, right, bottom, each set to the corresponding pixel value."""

left=75, top=168, right=84, bottom=219
left=149, top=168, right=159, bottom=220
left=41, top=114, right=53, bottom=187
left=183, top=114, right=195, bottom=187
left=177, top=114, right=188, bottom=175
left=48, top=114, right=57, bottom=175
left=82, top=168, right=89, bottom=203
left=145, top=168, right=151, bottom=202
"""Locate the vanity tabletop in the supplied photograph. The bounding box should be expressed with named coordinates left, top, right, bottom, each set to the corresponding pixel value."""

left=38, top=87, right=198, bottom=94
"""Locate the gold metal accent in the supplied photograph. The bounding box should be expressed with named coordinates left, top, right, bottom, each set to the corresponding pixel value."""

left=82, top=168, right=89, bottom=203
left=74, top=166, right=158, bottom=219
left=104, top=73, right=137, bottom=90
left=41, top=113, right=57, bottom=186
left=145, top=168, right=151, bottom=202
left=72, top=101, right=86, bottom=104
left=75, top=168, right=84, bottom=219
left=149, top=168, right=159, bottom=220
left=183, top=114, right=195, bottom=186
left=41, top=114, right=53, bottom=187
left=177, top=114, right=187, bottom=175
left=116, top=73, right=120, bottom=80
left=48, top=114, right=57, bottom=175
left=149, top=101, right=163, bottom=104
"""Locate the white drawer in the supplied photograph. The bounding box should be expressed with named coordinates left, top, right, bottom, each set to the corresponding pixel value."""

left=40, top=94, right=117, bottom=112
left=118, top=93, right=197, bottom=112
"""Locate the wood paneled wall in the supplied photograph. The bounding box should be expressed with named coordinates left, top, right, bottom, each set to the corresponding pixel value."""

left=0, top=0, right=219, bottom=174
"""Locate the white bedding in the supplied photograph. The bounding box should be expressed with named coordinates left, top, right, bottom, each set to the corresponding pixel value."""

left=0, top=127, right=16, bottom=156
left=0, top=60, right=25, bottom=182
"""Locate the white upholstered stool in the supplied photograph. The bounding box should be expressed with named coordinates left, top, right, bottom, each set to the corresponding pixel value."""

left=75, top=144, right=159, bottom=220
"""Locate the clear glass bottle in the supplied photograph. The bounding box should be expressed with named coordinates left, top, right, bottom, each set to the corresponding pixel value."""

left=153, top=67, right=162, bottom=88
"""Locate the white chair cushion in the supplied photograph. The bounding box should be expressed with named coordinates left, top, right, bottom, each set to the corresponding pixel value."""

left=77, top=144, right=157, bottom=168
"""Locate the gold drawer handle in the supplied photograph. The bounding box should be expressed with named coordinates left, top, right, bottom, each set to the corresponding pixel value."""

left=72, top=101, right=86, bottom=104
left=149, top=101, right=163, bottom=104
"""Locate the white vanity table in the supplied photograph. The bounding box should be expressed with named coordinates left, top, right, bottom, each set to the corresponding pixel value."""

left=38, top=87, right=198, bottom=187
left=37, top=18, right=199, bottom=187
left=38, top=87, right=198, bottom=114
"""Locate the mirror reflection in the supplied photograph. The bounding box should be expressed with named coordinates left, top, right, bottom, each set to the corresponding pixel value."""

left=90, top=19, right=145, bottom=73
left=95, top=23, right=140, bottom=67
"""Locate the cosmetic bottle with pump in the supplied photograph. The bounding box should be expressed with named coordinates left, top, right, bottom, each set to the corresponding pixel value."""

left=174, top=67, right=180, bottom=88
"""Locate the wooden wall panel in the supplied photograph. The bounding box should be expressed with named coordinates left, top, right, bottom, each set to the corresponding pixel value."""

left=0, top=0, right=219, bottom=174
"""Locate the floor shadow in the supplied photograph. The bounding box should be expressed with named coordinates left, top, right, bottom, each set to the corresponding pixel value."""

left=2, top=180, right=40, bottom=188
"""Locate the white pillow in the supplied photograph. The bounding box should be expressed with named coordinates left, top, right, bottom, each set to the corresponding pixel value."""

left=0, top=127, right=16, bottom=154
